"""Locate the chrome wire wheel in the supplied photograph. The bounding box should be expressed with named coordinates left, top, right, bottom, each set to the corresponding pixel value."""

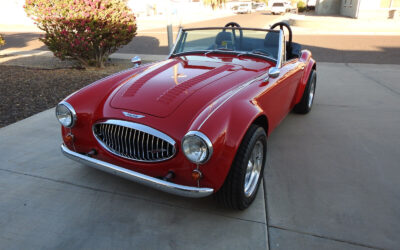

left=244, top=140, right=264, bottom=197
left=308, top=78, right=316, bottom=108
left=216, top=125, right=266, bottom=210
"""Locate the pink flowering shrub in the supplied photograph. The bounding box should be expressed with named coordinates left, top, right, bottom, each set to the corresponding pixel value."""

left=24, top=0, right=137, bottom=68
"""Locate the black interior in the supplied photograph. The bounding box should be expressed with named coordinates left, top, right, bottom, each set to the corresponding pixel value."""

left=216, top=22, right=302, bottom=60
left=269, top=21, right=302, bottom=60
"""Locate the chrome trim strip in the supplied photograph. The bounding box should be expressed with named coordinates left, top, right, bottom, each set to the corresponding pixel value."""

left=61, top=144, right=214, bottom=198
left=56, top=101, right=77, bottom=128
left=168, top=28, right=182, bottom=59
left=182, top=131, right=213, bottom=164
left=93, top=120, right=177, bottom=163
left=276, top=29, right=283, bottom=68
left=198, top=72, right=268, bottom=130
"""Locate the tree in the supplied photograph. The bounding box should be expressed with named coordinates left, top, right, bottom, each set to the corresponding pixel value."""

left=203, top=0, right=226, bottom=9
left=25, top=0, right=137, bottom=68
left=0, top=34, right=5, bottom=47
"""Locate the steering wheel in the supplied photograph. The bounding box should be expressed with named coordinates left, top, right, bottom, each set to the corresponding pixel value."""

left=224, top=22, right=241, bottom=28
left=270, top=22, right=293, bottom=55
left=224, top=22, right=243, bottom=50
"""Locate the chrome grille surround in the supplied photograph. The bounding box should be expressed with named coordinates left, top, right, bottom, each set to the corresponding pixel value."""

left=93, top=120, right=176, bottom=162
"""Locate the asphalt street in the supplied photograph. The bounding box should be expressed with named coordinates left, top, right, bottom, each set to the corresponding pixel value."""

left=2, top=12, right=400, bottom=64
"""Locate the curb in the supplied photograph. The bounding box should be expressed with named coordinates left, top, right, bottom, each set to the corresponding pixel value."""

left=0, top=49, right=167, bottom=62
left=288, top=16, right=400, bottom=34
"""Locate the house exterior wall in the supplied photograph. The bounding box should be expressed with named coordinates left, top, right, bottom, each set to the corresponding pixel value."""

left=340, top=0, right=359, bottom=17
left=315, top=0, right=341, bottom=15
left=317, top=0, right=399, bottom=18
left=340, top=0, right=398, bottom=18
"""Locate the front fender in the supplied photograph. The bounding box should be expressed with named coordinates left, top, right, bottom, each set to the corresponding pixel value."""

left=188, top=90, right=265, bottom=191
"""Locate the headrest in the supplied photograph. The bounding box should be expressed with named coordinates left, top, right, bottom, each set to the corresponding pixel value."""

left=264, top=32, right=280, bottom=47
left=215, top=31, right=233, bottom=46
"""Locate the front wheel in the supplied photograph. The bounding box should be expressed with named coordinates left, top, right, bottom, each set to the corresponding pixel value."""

left=216, top=124, right=267, bottom=210
left=294, top=69, right=316, bottom=114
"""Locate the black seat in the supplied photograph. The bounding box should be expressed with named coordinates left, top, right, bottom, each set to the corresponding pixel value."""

left=287, top=42, right=302, bottom=60
left=213, top=31, right=234, bottom=49
left=264, top=32, right=280, bottom=59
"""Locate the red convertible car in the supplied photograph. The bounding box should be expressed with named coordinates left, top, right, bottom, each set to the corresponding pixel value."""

left=57, top=22, right=316, bottom=209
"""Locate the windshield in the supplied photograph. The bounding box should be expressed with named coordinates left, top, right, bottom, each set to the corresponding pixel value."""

left=172, top=28, right=280, bottom=60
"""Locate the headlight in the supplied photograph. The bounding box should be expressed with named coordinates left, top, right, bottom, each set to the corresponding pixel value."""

left=56, top=102, right=76, bottom=128
left=182, top=131, right=213, bottom=164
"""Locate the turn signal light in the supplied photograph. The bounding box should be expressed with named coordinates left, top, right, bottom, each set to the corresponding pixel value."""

left=64, top=133, right=74, bottom=143
left=191, top=169, right=202, bottom=181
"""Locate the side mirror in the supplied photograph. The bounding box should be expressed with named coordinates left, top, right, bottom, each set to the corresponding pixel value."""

left=131, top=56, right=141, bottom=68
left=268, top=67, right=280, bottom=78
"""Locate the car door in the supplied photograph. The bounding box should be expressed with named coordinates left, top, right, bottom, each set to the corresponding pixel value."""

left=256, top=37, right=304, bottom=131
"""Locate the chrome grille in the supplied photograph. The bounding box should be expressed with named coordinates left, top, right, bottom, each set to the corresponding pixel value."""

left=93, top=120, right=176, bottom=162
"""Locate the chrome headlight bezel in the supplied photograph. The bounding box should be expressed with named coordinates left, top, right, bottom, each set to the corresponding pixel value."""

left=181, top=131, right=213, bottom=164
left=56, top=101, right=77, bottom=128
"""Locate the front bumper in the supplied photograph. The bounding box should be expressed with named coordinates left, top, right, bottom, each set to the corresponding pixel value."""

left=61, top=144, right=214, bottom=198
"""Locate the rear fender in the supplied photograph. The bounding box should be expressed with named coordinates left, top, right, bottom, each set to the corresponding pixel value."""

left=293, top=50, right=316, bottom=105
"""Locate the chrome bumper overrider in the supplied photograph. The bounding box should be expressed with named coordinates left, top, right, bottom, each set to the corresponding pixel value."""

left=61, top=144, right=214, bottom=198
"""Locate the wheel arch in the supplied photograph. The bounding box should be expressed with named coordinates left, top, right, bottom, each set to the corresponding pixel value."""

left=195, top=96, right=270, bottom=191
left=252, top=114, right=270, bottom=137
left=293, top=52, right=316, bottom=105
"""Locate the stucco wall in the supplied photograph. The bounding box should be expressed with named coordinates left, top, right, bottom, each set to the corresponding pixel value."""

left=340, top=0, right=393, bottom=19
left=316, top=0, right=341, bottom=15
left=340, top=0, right=358, bottom=17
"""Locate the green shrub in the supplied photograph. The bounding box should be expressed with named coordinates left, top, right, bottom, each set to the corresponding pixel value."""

left=0, top=34, right=5, bottom=47
left=24, top=0, right=137, bottom=68
left=297, top=1, right=306, bottom=12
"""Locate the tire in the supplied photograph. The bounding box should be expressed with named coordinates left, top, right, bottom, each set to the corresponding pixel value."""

left=293, top=69, right=316, bottom=114
left=216, top=124, right=267, bottom=210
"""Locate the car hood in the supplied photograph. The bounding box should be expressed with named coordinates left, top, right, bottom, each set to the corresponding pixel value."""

left=110, top=55, right=270, bottom=118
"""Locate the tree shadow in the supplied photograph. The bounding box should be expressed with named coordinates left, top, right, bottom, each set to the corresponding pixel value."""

left=0, top=32, right=170, bottom=56
left=2, top=30, right=399, bottom=64
left=293, top=34, right=400, bottom=64
left=301, top=45, right=400, bottom=64
left=117, top=35, right=169, bottom=55
left=1, top=32, right=46, bottom=51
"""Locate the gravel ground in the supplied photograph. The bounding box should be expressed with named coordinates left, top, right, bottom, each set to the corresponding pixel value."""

left=0, top=63, right=133, bottom=128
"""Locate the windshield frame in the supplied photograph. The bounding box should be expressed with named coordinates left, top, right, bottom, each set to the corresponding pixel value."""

left=168, top=27, right=283, bottom=68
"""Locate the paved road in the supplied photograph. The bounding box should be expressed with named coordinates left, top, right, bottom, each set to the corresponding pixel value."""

left=2, top=12, right=400, bottom=64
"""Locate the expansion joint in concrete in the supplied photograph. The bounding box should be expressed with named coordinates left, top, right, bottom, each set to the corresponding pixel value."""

left=269, top=224, right=383, bottom=250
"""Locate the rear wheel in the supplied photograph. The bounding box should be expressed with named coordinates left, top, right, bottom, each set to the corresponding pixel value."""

left=216, top=124, right=267, bottom=210
left=294, top=69, right=316, bottom=114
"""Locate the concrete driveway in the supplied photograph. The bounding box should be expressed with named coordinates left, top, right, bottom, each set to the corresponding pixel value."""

left=0, top=62, right=399, bottom=249
left=267, top=63, right=400, bottom=250
left=0, top=110, right=267, bottom=250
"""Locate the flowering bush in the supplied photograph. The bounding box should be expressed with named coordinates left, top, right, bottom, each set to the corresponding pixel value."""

left=24, top=0, right=137, bottom=68
left=297, top=1, right=306, bottom=12
left=0, top=34, right=5, bottom=47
